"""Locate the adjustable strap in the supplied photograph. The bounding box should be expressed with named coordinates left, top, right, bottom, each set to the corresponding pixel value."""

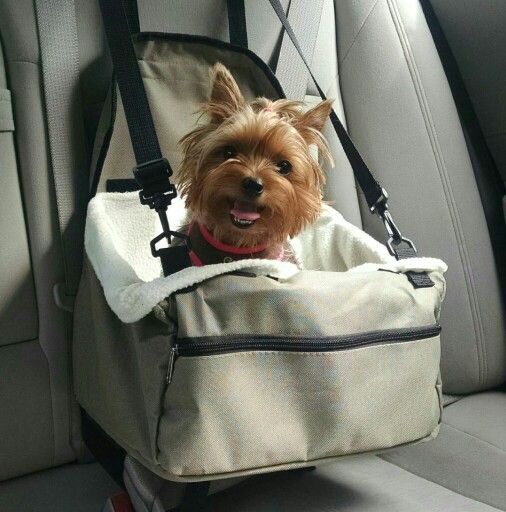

left=99, top=0, right=190, bottom=276
left=268, top=0, right=432, bottom=287
left=34, top=0, right=89, bottom=299
left=227, top=0, right=248, bottom=48
left=276, top=0, right=324, bottom=100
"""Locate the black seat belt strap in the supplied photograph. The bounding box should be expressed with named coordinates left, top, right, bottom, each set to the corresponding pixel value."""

left=227, top=0, right=248, bottom=48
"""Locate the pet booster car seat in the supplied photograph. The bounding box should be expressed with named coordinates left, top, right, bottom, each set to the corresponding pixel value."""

left=73, top=0, right=446, bottom=507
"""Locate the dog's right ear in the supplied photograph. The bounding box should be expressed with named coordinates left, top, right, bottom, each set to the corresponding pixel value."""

left=207, top=63, right=245, bottom=123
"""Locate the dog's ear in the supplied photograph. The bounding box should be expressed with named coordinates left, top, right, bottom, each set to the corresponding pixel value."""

left=296, top=99, right=333, bottom=133
left=294, top=99, right=334, bottom=167
left=207, top=63, right=245, bottom=122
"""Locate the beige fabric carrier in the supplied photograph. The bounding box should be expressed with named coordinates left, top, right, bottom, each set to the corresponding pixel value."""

left=74, top=32, right=446, bottom=483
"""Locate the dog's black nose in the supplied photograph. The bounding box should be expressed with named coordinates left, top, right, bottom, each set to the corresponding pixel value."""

left=242, top=177, right=264, bottom=197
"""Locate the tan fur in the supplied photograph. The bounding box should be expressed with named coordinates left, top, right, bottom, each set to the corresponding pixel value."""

left=177, top=62, right=334, bottom=250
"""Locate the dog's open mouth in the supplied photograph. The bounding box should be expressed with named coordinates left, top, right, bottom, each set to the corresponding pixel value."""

left=230, top=200, right=260, bottom=229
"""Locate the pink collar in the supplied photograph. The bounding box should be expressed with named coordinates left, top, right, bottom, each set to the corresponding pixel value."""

left=197, top=223, right=268, bottom=254
left=187, top=223, right=284, bottom=266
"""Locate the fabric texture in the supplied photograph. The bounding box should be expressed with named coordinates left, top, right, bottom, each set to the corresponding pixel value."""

left=34, top=0, right=88, bottom=295
left=335, top=0, right=506, bottom=393
left=75, top=255, right=444, bottom=482
left=381, top=391, right=506, bottom=511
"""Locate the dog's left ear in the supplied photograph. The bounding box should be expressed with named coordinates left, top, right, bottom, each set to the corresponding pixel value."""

left=296, top=99, right=333, bottom=133
left=207, top=62, right=245, bottom=123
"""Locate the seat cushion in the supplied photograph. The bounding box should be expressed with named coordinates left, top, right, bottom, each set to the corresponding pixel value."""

left=0, top=462, right=119, bottom=512
left=382, top=392, right=506, bottom=511
left=207, top=454, right=500, bottom=511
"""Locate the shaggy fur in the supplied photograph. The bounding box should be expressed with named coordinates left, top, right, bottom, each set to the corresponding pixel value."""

left=177, top=62, right=333, bottom=260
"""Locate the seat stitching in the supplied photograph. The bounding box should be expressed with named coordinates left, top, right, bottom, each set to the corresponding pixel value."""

left=444, top=423, right=506, bottom=454
left=6, top=59, right=39, bottom=65
left=339, top=0, right=381, bottom=66
left=387, top=0, right=487, bottom=387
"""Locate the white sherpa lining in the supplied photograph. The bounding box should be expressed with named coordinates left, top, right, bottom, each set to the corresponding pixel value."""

left=85, top=192, right=447, bottom=323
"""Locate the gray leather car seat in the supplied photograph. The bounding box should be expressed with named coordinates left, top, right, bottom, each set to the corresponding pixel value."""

left=0, top=0, right=82, bottom=480
left=0, top=0, right=504, bottom=510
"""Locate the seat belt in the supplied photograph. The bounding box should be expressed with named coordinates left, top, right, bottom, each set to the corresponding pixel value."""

left=36, top=0, right=134, bottom=471
left=34, top=0, right=89, bottom=307
left=226, top=0, right=248, bottom=48
left=276, top=0, right=325, bottom=100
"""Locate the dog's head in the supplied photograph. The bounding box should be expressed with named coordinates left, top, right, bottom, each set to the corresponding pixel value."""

left=178, top=62, right=333, bottom=247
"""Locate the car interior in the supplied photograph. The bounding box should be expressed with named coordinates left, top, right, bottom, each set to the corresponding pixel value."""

left=0, top=0, right=505, bottom=510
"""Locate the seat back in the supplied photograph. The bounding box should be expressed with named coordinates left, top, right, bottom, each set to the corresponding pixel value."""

left=333, top=0, right=505, bottom=393
left=0, top=0, right=82, bottom=480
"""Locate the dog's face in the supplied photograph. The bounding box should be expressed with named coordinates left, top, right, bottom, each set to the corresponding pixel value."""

left=178, top=63, right=333, bottom=247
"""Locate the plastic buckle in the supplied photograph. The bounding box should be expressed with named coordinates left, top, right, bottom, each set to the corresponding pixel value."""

left=369, top=187, right=389, bottom=214
left=134, top=158, right=176, bottom=208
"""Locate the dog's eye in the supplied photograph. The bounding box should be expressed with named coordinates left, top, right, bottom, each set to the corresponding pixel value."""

left=276, top=160, right=292, bottom=175
left=222, top=146, right=237, bottom=160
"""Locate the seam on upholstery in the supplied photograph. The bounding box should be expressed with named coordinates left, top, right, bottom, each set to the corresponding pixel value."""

left=387, top=0, right=487, bottom=387
left=339, top=0, right=381, bottom=66
left=6, top=59, right=39, bottom=65
left=444, top=423, right=506, bottom=454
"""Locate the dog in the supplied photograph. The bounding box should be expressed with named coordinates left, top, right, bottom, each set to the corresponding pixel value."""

left=176, top=62, right=333, bottom=266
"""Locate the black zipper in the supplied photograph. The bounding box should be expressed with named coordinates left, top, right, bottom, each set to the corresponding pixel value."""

left=166, top=324, right=441, bottom=384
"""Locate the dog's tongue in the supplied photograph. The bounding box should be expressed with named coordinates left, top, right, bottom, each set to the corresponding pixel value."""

left=231, top=200, right=260, bottom=221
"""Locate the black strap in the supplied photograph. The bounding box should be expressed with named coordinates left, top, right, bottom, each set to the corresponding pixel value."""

left=176, top=482, right=211, bottom=512
left=99, top=0, right=161, bottom=165
left=227, top=0, right=248, bottom=48
left=123, top=0, right=140, bottom=34
left=99, top=0, right=190, bottom=275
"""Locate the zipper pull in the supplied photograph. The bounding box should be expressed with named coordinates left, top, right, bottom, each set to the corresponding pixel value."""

left=166, top=346, right=178, bottom=385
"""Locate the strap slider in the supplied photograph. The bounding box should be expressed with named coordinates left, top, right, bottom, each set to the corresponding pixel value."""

left=369, top=187, right=389, bottom=214
left=134, top=158, right=176, bottom=206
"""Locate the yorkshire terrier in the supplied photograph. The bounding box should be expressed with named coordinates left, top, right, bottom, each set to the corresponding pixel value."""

left=176, top=62, right=333, bottom=266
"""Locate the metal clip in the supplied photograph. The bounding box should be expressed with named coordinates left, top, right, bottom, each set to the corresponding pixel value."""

left=369, top=187, right=389, bottom=214
left=166, top=346, right=178, bottom=385
left=380, top=210, right=417, bottom=257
